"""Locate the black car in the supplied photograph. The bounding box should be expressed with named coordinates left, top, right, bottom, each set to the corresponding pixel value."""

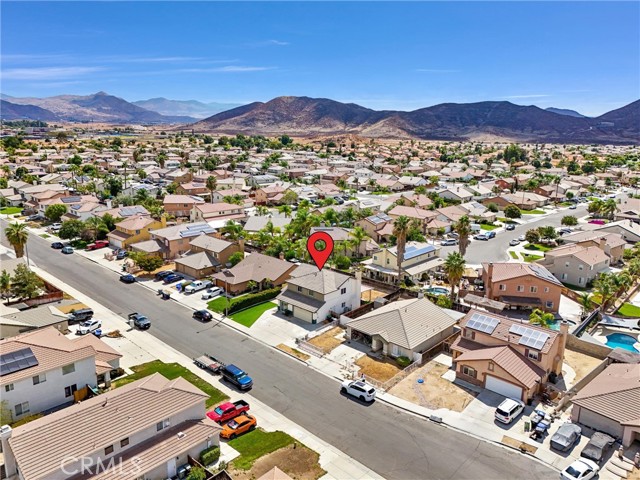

left=51, top=242, right=64, bottom=249
left=193, top=310, right=213, bottom=322
left=128, top=312, right=151, bottom=330
left=154, top=270, right=174, bottom=281
left=119, top=274, right=136, bottom=284
left=505, top=224, right=516, bottom=231
left=68, top=308, right=94, bottom=324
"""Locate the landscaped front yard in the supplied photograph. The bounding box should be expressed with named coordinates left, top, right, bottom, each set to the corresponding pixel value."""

left=112, top=360, right=228, bottom=407
left=523, top=254, right=543, bottom=263
left=522, top=243, right=553, bottom=252
left=519, top=209, right=546, bottom=215
left=480, top=224, right=499, bottom=231
left=0, top=207, right=22, bottom=215
left=230, top=302, right=277, bottom=328
left=355, top=355, right=401, bottom=382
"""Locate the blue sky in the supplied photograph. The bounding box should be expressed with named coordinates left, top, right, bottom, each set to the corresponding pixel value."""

left=1, top=2, right=638, bottom=116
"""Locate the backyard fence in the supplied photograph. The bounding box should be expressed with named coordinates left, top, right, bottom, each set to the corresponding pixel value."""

left=295, top=338, right=324, bottom=358
left=303, top=319, right=339, bottom=341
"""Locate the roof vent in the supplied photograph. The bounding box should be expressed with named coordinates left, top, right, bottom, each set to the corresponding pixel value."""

left=177, top=432, right=186, bottom=439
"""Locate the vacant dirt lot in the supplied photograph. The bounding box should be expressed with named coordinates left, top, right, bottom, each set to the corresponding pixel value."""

left=229, top=444, right=326, bottom=480
left=355, top=355, right=401, bottom=382
left=56, top=302, right=88, bottom=314
left=563, top=348, right=604, bottom=385
left=389, top=362, right=477, bottom=412
left=307, top=327, right=345, bottom=354
left=277, top=344, right=311, bottom=361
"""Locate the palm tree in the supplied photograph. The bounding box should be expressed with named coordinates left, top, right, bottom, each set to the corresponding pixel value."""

left=206, top=176, right=217, bottom=203
left=221, top=221, right=244, bottom=241
left=349, top=226, right=369, bottom=258
left=0, top=269, right=11, bottom=299
left=392, top=216, right=410, bottom=285
left=84, top=217, right=104, bottom=242
left=278, top=205, right=292, bottom=218
left=579, top=293, right=593, bottom=317
left=601, top=199, right=617, bottom=220
left=529, top=308, right=555, bottom=329
left=5, top=222, right=29, bottom=258
left=255, top=205, right=270, bottom=216
left=443, top=252, right=465, bottom=303
left=454, top=215, right=471, bottom=257
left=587, top=198, right=604, bottom=218
left=593, top=273, right=616, bottom=312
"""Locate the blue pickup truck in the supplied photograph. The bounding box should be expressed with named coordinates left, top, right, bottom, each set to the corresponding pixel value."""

left=221, top=364, right=253, bottom=390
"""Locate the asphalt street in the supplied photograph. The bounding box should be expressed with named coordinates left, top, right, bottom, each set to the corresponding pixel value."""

left=1, top=220, right=558, bottom=480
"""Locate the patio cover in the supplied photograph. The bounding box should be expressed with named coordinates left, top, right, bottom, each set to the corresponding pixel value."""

left=463, top=293, right=506, bottom=311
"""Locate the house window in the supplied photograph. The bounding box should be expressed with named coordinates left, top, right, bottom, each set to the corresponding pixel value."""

left=15, top=402, right=29, bottom=416
left=530, top=286, right=537, bottom=293
left=527, top=351, right=540, bottom=361
left=463, top=329, right=475, bottom=340
left=157, top=419, right=169, bottom=431
left=562, top=273, right=568, bottom=280
left=516, top=285, right=524, bottom=292
left=120, top=438, right=129, bottom=448
left=373, top=256, right=378, bottom=261
left=544, top=287, right=549, bottom=293
left=297, top=286, right=302, bottom=292
left=578, top=264, right=584, bottom=271
left=104, top=445, right=114, bottom=455
left=461, top=366, right=476, bottom=378
left=341, top=302, right=346, bottom=308
left=386, top=259, right=390, bottom=265
left=546, top=301, right=554, bottom=309
left=565, top=262, right=570, bottom=268
left=65, top=384, right=77, bottom=398
left=488, top=362, right=494, bottom=372
left=579, top=277, right=585, bottom=285
left=341, top=287, right=347, bottom=294
left=5, top=384, right=14, bottom=392
left=32, top=374, right=46, bottom=385
left=135, top=230, right=140, bottom=234
left=308, top=289, right=314, bottom=296
left=499, top=284, right=506, bottom=291
left=62, top=363, right=75, bottom=375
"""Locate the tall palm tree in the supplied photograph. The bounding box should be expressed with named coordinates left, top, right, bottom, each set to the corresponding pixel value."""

left=278, top=205, right=292, bottom=218
left=255, top=205, right=269, bottom=216
left=593, top=273, right=616, bottom=312
left=602, top=199, right=617, bottom=220
left=454, top=215, right=471, bottom=257
left=5, top=222, right=29, bottom=258
left=84, top=217, right=104, bottom=242
left=349, top=226, right=369, bottom=258
left=221, top=221, right=244, bottom=241
left=443, top=252, right=466, bottom=303
left=587, top=198, right=604, bottom=218
left=206, top=176, right=217, bottom=203
left=579, top=293, right=593, bottom=317
left=392, top=216, right=411, bottom=285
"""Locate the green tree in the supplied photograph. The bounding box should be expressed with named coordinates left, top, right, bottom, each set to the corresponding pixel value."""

left=392, top=216, right=411, bottom=284
left=105, top=177, right=123, bottom=197
left=129, top=252, right=164, bottom=274
left=579, top=293, right=593, bottom=316
left=84, top=217, right=107, bottom=242
left=278, top=204, right=292, bottom=218
left=5, top=222, right=29, bottom=258
left=529, top=308, right=555, bottom=328
left=221, top=221, right=244, bottom=240
left=454, top=215, right=472, bottom=257
left=525, top=229, right=541, bottom=244
left=280, top=135, right=293, bottom=145
left=229, top=251, right=244, bottom=266
left=206, top=176, right=217, bottom=203
left=10, top=263, right=43, bottom=300
left=486, top=202, right=499, bottom=213
left=349, top=226, right=369, bottom=258
left=186, top=467, right=207, bottom=480
left=593, top=273, right=616, bottom=312
left=0, top=269, right=11, bottom=299
left=538, top=225, right=557, bottom=242
left=282, top=189, right=298, bottom=205
left=561, top=215, right=578, bottom=226
left=588, top=199, right=604, bottom=217
left=44, top=204, right=67, bottom=222
left=504, top=205, right=522, bottom=219
left=601, top=198, right=617, bottom=220
left=59, top=219, right=85, bottom=240
left=443, top=252, right=466, bottom=303
left=0, top=177, right=8, bottom=189
left=166, top=182, right=179, bottom=194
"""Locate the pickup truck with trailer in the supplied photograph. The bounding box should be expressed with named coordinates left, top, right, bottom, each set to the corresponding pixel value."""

left=184, top=280, right=213, bottom=294
left=206, top=400, right=250, bottom=423
left=193, top=354, right=223, bottom=374
left=128, top=312, right=151, bottom=330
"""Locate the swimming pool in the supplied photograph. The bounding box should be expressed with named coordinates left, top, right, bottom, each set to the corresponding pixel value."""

left=547, top=319, right=575, bottom=331
left=425, top=287, right=449, bottom=296
left=606, top=333, right=640, bottom=352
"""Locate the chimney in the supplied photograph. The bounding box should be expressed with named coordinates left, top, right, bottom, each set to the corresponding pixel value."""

left=486, top=263, right=494, bottom=300
left=279, top=252, right=285, bottom=260
left=106, top=198, right=113, bottom=209
left=417, top=290, right=424, bottom=299
left=598, top=237, right=606, bottom=251
left=238, top=238, right=245, bottom=252
left=0, top=425, right=16, bottom=477
left=555, top=320, right=570, bottom=375
left=354, top=269, right=362, bottom=308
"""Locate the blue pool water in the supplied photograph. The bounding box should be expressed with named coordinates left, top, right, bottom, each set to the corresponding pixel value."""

left=606, top=333, right=640, bottom=352
left=425, top=287, right=449, bottom=296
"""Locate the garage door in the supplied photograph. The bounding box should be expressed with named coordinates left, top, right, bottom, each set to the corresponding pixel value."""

left=485, top=375, right=523, bottom=400
left=293, top=306, right=315, bottom=324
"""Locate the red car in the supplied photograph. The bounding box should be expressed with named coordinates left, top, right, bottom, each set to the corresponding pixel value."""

left=86, top=240, right=109, bottom=251
left=207, top=400, right=250, bottom=423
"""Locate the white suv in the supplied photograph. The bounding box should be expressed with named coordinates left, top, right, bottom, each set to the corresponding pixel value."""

left=202, top=287, right=223, bottom=300
left=495, top=398, right=525, bottom=424
left=341, top=380, right=376, bottom=402
left=77, top=319, right=102, bottom=335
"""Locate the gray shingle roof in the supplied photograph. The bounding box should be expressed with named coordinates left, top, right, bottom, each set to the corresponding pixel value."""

left=285, top=270, right=351, bottom=294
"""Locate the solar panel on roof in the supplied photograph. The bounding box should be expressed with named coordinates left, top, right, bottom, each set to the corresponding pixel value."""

left=61, top=196, right=81, bottom=203
left=517, top=327, right=550, bottom=351
left=466, top=312, right=500, bottom=334
left=0, top=347, right=38, bottom=376
left=509, top=324, right=528, bottom=336
left=403, top=245, right=434, bottom=260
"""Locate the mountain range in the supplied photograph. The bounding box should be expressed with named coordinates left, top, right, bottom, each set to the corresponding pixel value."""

left=544, top=107, right=586, bottom=118
left=193, top=96, right=640, bottom=144
left=132, top=97, right=242, bottom=119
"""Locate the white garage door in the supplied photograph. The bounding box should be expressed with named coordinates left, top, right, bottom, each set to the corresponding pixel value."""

left=485, top=375, right=523, bottom=400
left=293, top=306, right=315, bottom=323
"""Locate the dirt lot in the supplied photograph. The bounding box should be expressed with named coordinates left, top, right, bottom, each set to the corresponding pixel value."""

left=307, top=327, right=345, bottom=354
left=563, top=348, right=604, bottom=385
left=229, top=444, right=326, bottom=480
left=277, top=344, right=311, bottom=361
left=389, top=362, right=477, bottom=412
left=355, top=355, right=401, bottom=382
left=56, top=302, right=88, bottom=314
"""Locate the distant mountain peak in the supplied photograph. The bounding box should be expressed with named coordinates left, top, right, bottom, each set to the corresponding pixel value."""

left=545, top=107, right=586, bottom=118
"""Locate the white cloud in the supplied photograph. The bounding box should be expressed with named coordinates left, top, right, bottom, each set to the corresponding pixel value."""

left=1, top=66, right=105, bottom=80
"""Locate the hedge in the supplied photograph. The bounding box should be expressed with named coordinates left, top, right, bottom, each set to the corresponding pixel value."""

left=200, top=445, right=220, bottom=466
left=396, top=356, right=411, bottom=368
left=228, top=287, right=281, bottom=314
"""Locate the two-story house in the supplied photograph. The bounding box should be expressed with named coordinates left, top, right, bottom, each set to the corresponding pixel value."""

left=560, top=231, right=626, bottom=264
left=387, top=205, right=438, bottom=234
left=451, top=309, right=568, bottom=402
left=174, top=235, right=243, bottom=279
left=163, top=194, right=205, bottom=219
left=0, top=373, right=220, bottom=480
left=356, top=213, right=393, bottom=243
left=190, top=202, right=246, bottom=223
left=253, top=185, right=290, bottom=205
left=211, top=252, right=298, bottom=294
left=277, top=269, right=361, bottom=323
left=536, top=243, right=611, bottom=287
left=0, top=328, right=121, bottom=422
left=362, top=242, right=443, bottom=286
left=482, top=262, right=564, bottom=312
left=107, top=215, right=167, bottom=249
left=130, top=222, right=216, bottom=259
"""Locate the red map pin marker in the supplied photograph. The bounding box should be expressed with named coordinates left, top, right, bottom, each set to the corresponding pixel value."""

left=307, top=231, right=334, bottom=271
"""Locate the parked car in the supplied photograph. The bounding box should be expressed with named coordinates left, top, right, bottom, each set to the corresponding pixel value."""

left=116, top=249, right=128, bottom=260
left=154, top=270, right=174, bottom=281
left=518, top=234, right=526, bottom=242
left=193, top=310, right=213, bottom=322
left=68, top=308, right=94, bottom=324
left=50, top=223, right=62, bottom=232
left=51, top=242, right=64, bottom=249
left=202, top=287, right=224, bottom=300
left=221, top=364, right=253, bottom=390
left=441, top=239, right=458, bottom=246
left=27, top=214, right=44, bottom=221
left=206, top=400, right=250, bottom=423
left=509, top=239, right=520, bottom=246
left=77, top=319, right=102, bottom=335
left=184, top=280, right=213, bottom=294
left=494, top=398, right=525, bottom=424
left=560, top=459, right=600, bottom=480
left=220, top=414, right=257, bottom=439
left=486, top=230, right=496, bottom=239
left=474, top=233, right=489, bottom=241
left=163, top=273, right=184, bottom=284
left=61, top=246, right=74, bottom=254
left=505, top=224, right=516, bottom=231
left=86, top=240, right=109, bottom=251
left=341, top=380, right=376, bottom=402
left=580, top=432, right=615, bottom=464
left=119, top=274, right=136, bottom=284
left=128, top=312, right=151, bottom=330
left=550, top=423, right=582, bottom=452
left=569, top=205, right=577, bottom=210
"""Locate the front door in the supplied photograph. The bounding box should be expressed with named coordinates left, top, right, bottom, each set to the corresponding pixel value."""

left=391, top=344, right=400, bottom=357
left=167, top=458, right=177, bottom=478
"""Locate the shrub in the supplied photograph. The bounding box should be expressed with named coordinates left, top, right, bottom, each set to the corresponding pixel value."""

left=396, top=356, right=411, bottom=368
left=334, top=255, right=351, bottom=270
left=200, top=445, right=220, bottom=466
left=228, top=287, right=281, bottom=314
left=186, top=466, right=207, bottom=480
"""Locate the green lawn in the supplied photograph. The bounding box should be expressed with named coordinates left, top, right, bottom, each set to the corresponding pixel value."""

left=616, top=303, right=640, bottom=318
left=509, top=251, right=519, bottom=260
left=208, top=296, right=231, bottom=314
left=523, top=254, right=543, bottom=263
left=229, top=429, right=295, bottom=470
left=40, top=233, right=50, bottom=239
left=230, top=302, right=276, bottom=328
left=0, top=207, right=22, bottom=215
left=480, top=224, right=499, bottom=231
left=519, top=209, right=546, bottom=215
left=112, top=360, right=228, bottom=407
left=523, top=243, right=553, bottom=252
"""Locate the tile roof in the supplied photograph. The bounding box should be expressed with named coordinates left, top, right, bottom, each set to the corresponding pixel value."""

left=115, top=215, right=157, bottom=231
left=188, top=234, right=234, bottom=253
left=482, top=262, right=563, bottom=287
left=387, top=205, right=438, bottom=221
left=212, top=253, right=295, bottom=285
left=571, top=363, right=640, bottom=426
left=543, top=244, right=610, bottom=266
left=8, top=373, right=210, bottom=480
left=346, top=298, right=457, bottom=350
left=276, top=289, right=324, bottom=312
left=174, top=251, right=221, bottom=270
left=285, top=269, right=351, bottom=294
left=71, top=333, right=122, bottom=365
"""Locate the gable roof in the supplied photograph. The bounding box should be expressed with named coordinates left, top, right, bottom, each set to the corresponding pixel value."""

left=212, top=253, right=295, bottom=285
left=188, top=234, right=234, bottom=253
left=482, top=262, right=563, bottom=287
left=285, top=269, right=351, bottom=294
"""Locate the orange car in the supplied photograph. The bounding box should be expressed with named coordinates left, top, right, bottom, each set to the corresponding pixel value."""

left=220, top=414, right=257, bottom=439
